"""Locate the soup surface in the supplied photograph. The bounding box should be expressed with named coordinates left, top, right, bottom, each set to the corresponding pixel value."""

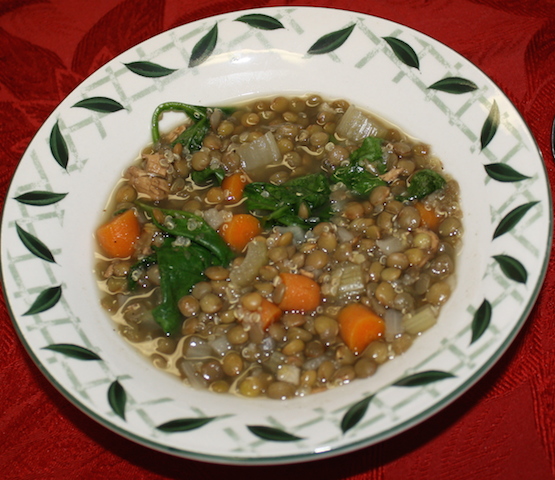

left=95, top=95, right=463, bottom=399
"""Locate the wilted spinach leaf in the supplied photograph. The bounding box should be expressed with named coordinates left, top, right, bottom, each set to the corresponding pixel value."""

left=153, top=242, right=214, bottom=334
left=331, top=136, right=388, bottom=196
left=244, top=173, right=331, bottom=228
left=191, top=167, right=226, bottom=186
left=398, top=169, right=446, bottom=201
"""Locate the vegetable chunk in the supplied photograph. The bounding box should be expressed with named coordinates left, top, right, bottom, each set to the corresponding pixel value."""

left=96, top=209, right=141, bottom=258
left=219, top=214, right=262, bottom=252
left=278, top=273, right=321, bottom=312
left=338, top=303, right=385, bottom=354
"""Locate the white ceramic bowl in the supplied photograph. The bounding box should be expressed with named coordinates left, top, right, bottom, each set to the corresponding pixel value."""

left=1, top=6, right=551, bottom=465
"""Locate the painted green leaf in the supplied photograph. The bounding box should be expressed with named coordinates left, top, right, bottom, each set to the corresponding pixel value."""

left=23, top=285, right=62, bottom=315
left=247, top=425, right=303, bottom=442
left=341, top=394, right=375, bottom=434
left=480, top=100, right=500, bottom=150
left=49, top=121, right=68, bottom=170
left=72, top=97, right=125, bottom=113
left=393, top=370, right=455, bottom=387
left=14, top=191, right=68, bottom=206
left=493, top=254, right=527, bottom=284
left=493, top=201, right=539, bottom=239
left=470, top=300, right=492, bottom=344
left=235, top=13, right=284, bottom=30
left=15, top=223, right=55, bottom=263
left=43, top=344, right=101, bottom=361
left=124, top=61, right=177, bottom=78
left=485, top=163, right=530, bottom=182
left=428, top=76, right=478, bottom=94
left=189, top=24, right=218, bottom=68
left=307, top=24, right=355, bottom=55
left=382, top=36, right=419, bottom=69
left=108, top=380, right=126, bottom=420
left=156, top=417, right=217, bottom=432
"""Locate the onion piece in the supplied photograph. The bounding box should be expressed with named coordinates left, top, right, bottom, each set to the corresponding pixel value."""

left=237, top=131, right=281, bottom=180
left=183, top=336, right=212, bottom=358
left=275, top=225, right=306, bottom=245
left=203, top=208, right=232, bottom=230
left=337, top=263, right=365, bottom=298
left=229, top=238, right=268, bottom=287
left=336, top=105, right=383, bottom=142
left=208, top=335, right=231, bottom=357
left=403, top=304, right=438, bottom=335
left=177, top=359, right=207, bottom=389
left=376, top=236, right=406, bottom=255
left=384, top=309, right=404, bottom=341
left=276, top=364, right=301, bottom=385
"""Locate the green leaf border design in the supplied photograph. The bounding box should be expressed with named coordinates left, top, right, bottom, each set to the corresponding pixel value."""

left=392, top=370, right=456, bottom=387
left=124, top=61, right=177, bottom=78
left=480, top=100, right=500, bottom=150
left=14, top=191, right=68, bottom=206
left=341, top=370, right=455, bottom=433
left=156, top=417, right=217, bottom=432
left=23, top=285, right=63, bottom=315
left=49, top=121, right=69, bottom=170
left=470, top=300, right=492, bottom=344
left=485, top=163, right=530, bottom=182
left=189, top=24, right=218, bottom=68
left=72, top=97, right=125, bottom=113
left=235, top=13, right=284, bottom=30
left=341, top=394, right=375, bottom=434
left=428, top=76, right=478, bottom=94
left=382, top=36, right=419, bottom=69
left=15, top=223, right=56, bottom=263
left=493, top=255, right=528, bottom=284
left=108, top=380, right=127, bottom=420
left=247, top=425, right=303, bottom=442
left=493, top=201, right=539, bottom=239
left=43, top=344, right=102, bottom=361
left=307, top=24, right=355, bottom=55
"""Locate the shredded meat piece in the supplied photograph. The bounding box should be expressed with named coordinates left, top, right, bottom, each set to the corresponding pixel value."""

left=379, top=167, right=403, bottom=183
left=125, top=165, right=171, bottom=201
left=144, top=153, right=169, bottom=176
left=167, top=124, right=187, bottom=143
left=103, top=263, right=114, bottom=278
left=135, top=223, right=162, bottom=256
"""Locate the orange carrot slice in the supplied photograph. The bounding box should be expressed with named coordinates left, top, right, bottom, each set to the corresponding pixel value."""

left=278, top=272, right=321, bottom=312
left=338, top=303, right=385, bottom=354
left=219, top=213, right=262, bottom=252
left=258, top=298, right=283, bottom=330
left=96, top=209, right=141, bottom=258
left=221, top=172, right=249, bottom=203
left=415, top=202, right=442, bottom=231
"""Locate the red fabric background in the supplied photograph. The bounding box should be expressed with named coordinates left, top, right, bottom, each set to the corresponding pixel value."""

left=1, top=0, right=554, bottom=478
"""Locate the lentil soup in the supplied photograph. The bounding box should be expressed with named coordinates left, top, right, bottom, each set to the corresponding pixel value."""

left=95, top=95, right=463, bottom=400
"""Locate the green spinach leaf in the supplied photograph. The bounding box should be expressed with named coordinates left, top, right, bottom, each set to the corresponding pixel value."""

left=244, top=173, right=331, bottom=228
left=350, top=136, right=386, bottom=173
left=135, top=201, right=233, bottom=266
left=153, top=242, right=214, bottom=334
left=331, top=164, right=387, bottom=197
left=171, top=116, right=210, bottom=152
left=331, top=136, right=387, bottom=196
left=191, top=167, right=226, bottom=186
left=399, top=169, right=446, bottom=201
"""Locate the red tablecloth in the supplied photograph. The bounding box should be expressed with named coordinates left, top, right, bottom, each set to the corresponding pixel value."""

left=1, top=0, right=554, bottom=478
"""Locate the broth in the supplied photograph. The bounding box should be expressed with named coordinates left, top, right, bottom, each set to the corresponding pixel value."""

left=95, top=94, right=463, bottom=399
